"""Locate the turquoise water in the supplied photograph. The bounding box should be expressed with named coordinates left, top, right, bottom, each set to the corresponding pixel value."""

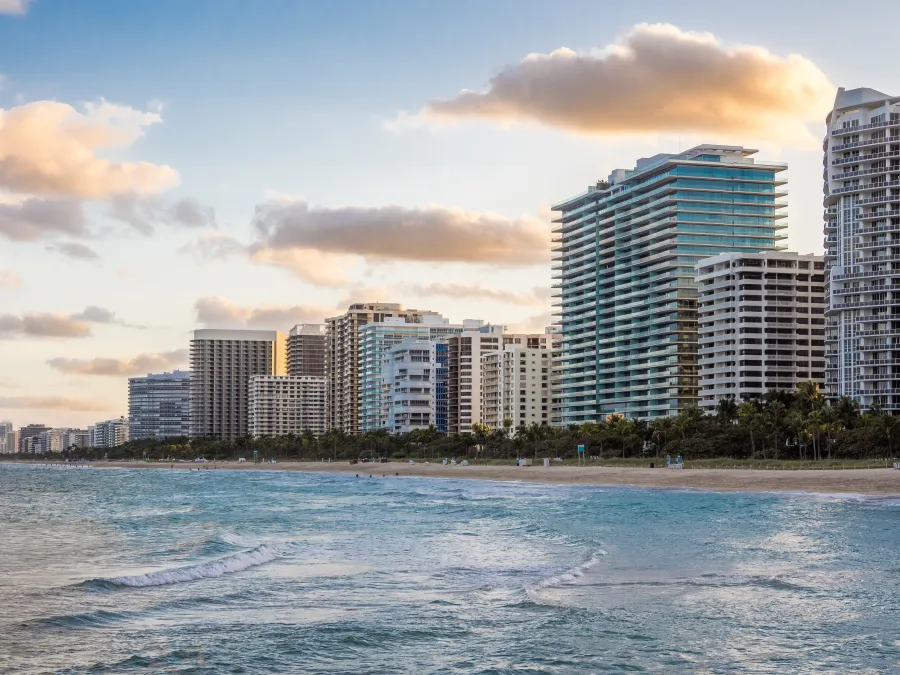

left=1, top=465, right=899, bottom=674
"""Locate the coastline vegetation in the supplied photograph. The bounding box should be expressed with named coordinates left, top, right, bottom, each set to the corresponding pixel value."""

left=10, top=384, right=900, bottom=466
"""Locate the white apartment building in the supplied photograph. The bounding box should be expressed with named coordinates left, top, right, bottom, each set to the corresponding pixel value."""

left=190, top=329, right=287, bottom=441
left=326, top=303, right=439, bottom=434
left=359, top=315, right=483, bottom=432
left=824, top=87, right=900, bottom=410
left=382, top=340, right=438, bottom=434
left=697, top=251, right=826, bottom=409
left=447, top=327, right=551, bottom=434
left=62, top=429, right=90, bottom=450
left=248, top=375, right=326, bottom=437
left=481, top=345, right=552, bottom=430
left=88, top=417, right=129, bottom=449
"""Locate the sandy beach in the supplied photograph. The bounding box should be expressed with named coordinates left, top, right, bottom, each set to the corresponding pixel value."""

left=22, top=460, right=900, bottom=496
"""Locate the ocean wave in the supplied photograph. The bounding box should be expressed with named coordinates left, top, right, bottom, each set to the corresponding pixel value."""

left=86, top=545, right=278, bottom=589
left=533, top=550, right=608, bottom=589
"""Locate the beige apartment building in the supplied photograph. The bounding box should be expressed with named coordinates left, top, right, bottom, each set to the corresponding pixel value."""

left=325, top=303, right=438, bottom=433
left=697, top=251, right=826, bottom=409
left=447, top=327, right=551, bottom=434
left=248, top=375, right=326, bottom=437
left=190, top=329, right=287, bottom=441
left=482, top=345, right=552, bottom=430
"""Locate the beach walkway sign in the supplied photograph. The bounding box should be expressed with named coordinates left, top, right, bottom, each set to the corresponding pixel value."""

left=577, top=444, right=585, bottom=465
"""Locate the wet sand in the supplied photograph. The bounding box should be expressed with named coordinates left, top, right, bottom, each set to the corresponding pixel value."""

left=34, top=460, right=900, bottom=496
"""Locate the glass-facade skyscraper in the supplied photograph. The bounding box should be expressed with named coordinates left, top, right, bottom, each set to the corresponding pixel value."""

left=551, top=145, right=787, bottom=423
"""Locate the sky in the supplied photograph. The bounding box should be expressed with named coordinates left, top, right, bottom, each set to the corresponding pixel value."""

left=1, top=0, right=899, bottom=428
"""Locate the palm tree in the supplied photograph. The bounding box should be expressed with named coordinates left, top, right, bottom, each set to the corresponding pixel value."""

left=833, top=396, right=860, bottom=430
left=785, top=410, right=807, bottom=460
left=738, top=400, right=761, bottom=457
left=650, top=417, right=674, bottom=457
left=796, top=380, right=824, bottom=413
left=715, top=397, right=738, bottom=425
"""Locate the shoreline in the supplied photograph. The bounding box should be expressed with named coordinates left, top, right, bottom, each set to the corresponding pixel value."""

left=7, top=460, right=900, bottom=496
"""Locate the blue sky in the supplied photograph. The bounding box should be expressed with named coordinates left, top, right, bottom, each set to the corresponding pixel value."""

left=1, top=0, right=899, bottom=427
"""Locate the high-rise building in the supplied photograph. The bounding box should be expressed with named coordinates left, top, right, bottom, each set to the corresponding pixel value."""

left=128, top=370, right=192, bottom=440
left=248, top=375, right=326, bottom=437
left=358, top=316, right=481, bottom=432
left=552, top=144, right=787, bottom=423
left=697, top=251, right=826, bottom=409
left=824, top=87, right=900, bottom=411
left=88, top=417, right=129, bottom=449
left=18, top=424, right=49, bottom=453
left=190, top=329, right=287, bottom=441
left=287, top=324, right=326, bottom=377
left=548, top=327, right=564, bottom=427
left=0, top=421, right=13, bottom=454
left=447, top=327, right=551, bottom=434
left=382, top=340, right=440, bottom=434
left=61, top=429, right=90, bottom=450
left=481, top=344, right=552, bottom=430
left=4, top=429, right=18, bottom=455
left=325, top=303, right=439, bottom=434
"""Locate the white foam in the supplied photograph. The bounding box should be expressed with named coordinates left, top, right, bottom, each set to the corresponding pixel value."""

left=104, top=545, right=277, bottom=588
left=534, top=549, right=607, bottom=590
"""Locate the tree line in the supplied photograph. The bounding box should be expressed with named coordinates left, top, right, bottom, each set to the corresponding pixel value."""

left=16, top=383, right=900, bottom=463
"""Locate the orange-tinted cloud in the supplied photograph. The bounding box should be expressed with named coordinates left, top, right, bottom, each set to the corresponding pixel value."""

left=421, top=23, right=834, bottom=140
left=47, top=349, right=188, bottom=376
left=0, top=99, right=178, bottom=198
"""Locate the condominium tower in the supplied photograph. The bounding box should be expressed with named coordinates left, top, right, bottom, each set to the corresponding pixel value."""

left=824, top=87, right=900, bottom=411
left=190, top=329, right=287, bottom=440
left=697, top=251, right=826, bottom=410
left=248, top=375, right=326, bottom=437
left=0, top=421, right=13, bottom=454
left=325, top=303, right=438, bottom=433
left=128, top=370, right=192, bottom=440
left=552, top=145, right=787, bottom=422
left=287, top=324, right=326, bottom=377
left=481, top=344, right=552, bottom=430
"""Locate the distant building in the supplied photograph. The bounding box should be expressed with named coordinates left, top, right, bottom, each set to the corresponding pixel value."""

left=62, top=429, right=90, bottom=451
left=0, top=421, right=13, bottom=454
left=481, top=344, right=552, bottom=430
left=325, top=303, right=440, bottom=434
left=697, top=251, right=827, bottom=409
left=287, top=324, right=326, bottom=377
left=128, top=370, right=192, bottom=440
left=190, top=329, right=287, bottom=441
left=18, top=424, right=49, bottom=453
left=88, top=417, right=129, bottom=449
left=248, top=375, right=326, bottom=437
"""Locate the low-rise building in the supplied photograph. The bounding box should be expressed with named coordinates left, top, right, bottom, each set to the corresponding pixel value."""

left=697, top=251, right=826, bottom=409
left=248, top=375, right=326, bottom=437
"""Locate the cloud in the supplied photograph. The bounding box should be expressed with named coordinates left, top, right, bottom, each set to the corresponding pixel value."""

left=46, top=241, right=101, bottom=260
left=0, top=313, right=91, bottom=338
left=411, top=282, right=550, bottom=306
left=0, top=305, right=130, bottom=338
left=195, top=296, right=331, bottom=329
left=247, top=247, right=352, bottom=287
left=251, top=199, right=549, bottom=266
left=110, top=193, right=216, bottom=234
left=0, top=395, right=108, bottom=412
left=418, top=23, right=834, bottom=140
left=0, top=269, right=21, bottom=289
left=0, top=0, right=32, bottom=16
left=507, top=311, right=553, bottom=334
left=182, top=233, right=351, bottom=287
left=47, top=349, right=188, bottom=376
left=0, top=99, right=178, bottom=198
left=0, top=197, right=87, bottom=241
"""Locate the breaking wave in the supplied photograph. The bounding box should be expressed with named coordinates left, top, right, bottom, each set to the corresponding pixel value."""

left=86, top=545, right=278, bottom=589
left=534, top=549, right=607, bottom=589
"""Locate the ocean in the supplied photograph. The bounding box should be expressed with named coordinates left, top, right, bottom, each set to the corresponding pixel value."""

left=1, top=464, right=899, bottom=674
